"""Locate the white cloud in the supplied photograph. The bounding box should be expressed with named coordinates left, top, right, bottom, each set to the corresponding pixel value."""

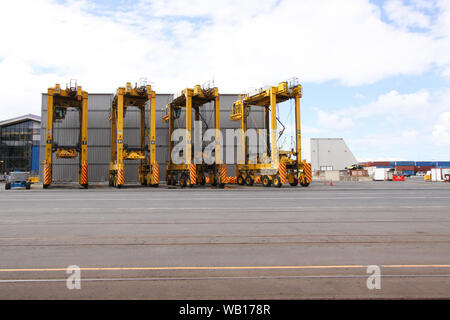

left=312, top=89, right=433, bottom=133
left=0, top=0, right=449, bottom=120
left=314, top=87, right=450, bottom=159
left=349, top=90, right=432, bottom=119
left=432, top=112, right=450, bottom=145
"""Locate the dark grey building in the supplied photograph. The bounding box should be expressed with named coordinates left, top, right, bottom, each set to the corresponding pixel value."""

left=0, top=114, right=41, bottom=176
left=40, top=93, right=265, bottom=183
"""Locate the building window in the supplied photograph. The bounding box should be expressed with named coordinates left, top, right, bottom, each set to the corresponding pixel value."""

left=0, top=120, right=34, bottom=174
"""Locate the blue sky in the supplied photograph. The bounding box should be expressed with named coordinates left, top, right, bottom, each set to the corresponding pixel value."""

left=0, top=0, right=449, bottom=161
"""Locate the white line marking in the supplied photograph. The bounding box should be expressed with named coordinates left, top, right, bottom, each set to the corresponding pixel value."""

left=1, top=196, right=449, bottom=201
left=1, top=274, right=450, bottom=283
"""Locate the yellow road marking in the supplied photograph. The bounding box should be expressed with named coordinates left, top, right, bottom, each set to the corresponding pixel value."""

left=0, top=264, right=449, bottom=272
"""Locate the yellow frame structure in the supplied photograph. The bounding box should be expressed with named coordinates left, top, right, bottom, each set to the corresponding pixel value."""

left=163, top=84, right=226, bottom=188
left=44, top=83, right=88, bottom=189
left=230, top=80, right=312, bottom=187
left=108, top=82, right=158, bottom=188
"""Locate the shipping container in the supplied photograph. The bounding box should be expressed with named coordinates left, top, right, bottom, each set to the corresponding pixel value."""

left=437, top=161, right=450, bottom=168
left=415, top=161, right=435, bottom=166
left=415, top=165, right=434, bottom=173
left=395, top=161, right=415, bottom=166
left=369, top=161, right=392, bottom=166
left=395, top=165, right=415, bottom=171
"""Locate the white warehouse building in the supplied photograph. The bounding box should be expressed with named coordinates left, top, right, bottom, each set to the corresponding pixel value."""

left=302, top=138, right=358, bottom=171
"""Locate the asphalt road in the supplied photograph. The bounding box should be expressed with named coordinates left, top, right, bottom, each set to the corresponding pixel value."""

left=0, top=178, right=449, bottom=299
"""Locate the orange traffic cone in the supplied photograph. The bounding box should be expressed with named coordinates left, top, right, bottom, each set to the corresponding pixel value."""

left=324, top=179, right=327, bottom=185
left=330, top=180, right=333, bottom=186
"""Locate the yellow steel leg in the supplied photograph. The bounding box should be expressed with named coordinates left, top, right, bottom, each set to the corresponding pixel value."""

left=79, top=92, right=88, bottom=188
left=168, top=105, right=174, bottom=167
left=295, top=94, right=302, bottom=166
left=109, top=104, right=117, bottom=186
left=264, top=105, right=270, bottom=156
left=116, top=89, right=125, bottom=187
left=214, top=92, right=221, bottom=165
left=185, top=89, right=192, bottom=165
left=270, top=87, right=279, bottom=168
left=240, top=104, right=247, bottom=165
left=44, top=88, right=54, bottom=188
left=149, top=91, right=158, bottom=185
left=140, top=106, right=145, bottom=152
left=139, top=105, right=146, bottom=185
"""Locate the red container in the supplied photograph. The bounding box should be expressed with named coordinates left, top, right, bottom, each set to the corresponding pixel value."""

left=370, top=161, right=392, bottom=166
left=396, top=165, right=415, bottom=171
left=415, top=165, right=434, bottom=173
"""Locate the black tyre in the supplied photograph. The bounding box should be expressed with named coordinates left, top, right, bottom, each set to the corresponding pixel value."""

left=289, top=177, right=298, bottom=187
left=5, top=182, right=11, bottom=190
left=300, top=174, right=310, bottom=187
left=237, top=174, right=245, bottom=186
left=179, top=175, right=187, bottom=188
left=245, top=175, right=254, bottom=186
left=43, top=184, right=49, bottom=189
left=272, top=175, right=282, bottom=188
left=25, top=182, right=31, bottom=190
left=262, top=175, right=271, bottom=187
left=200, top=176, right=206, bottom=185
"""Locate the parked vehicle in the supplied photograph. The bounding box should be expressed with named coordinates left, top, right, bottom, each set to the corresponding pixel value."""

left=5, top=171, right=31, bottom=190
left=373, top=168, right=394, bottom=181
left=346, top=164, right=363, bottom=170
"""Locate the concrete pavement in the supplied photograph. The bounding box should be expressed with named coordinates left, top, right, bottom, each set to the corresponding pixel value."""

left=0, top=178, right=449, bottom=299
